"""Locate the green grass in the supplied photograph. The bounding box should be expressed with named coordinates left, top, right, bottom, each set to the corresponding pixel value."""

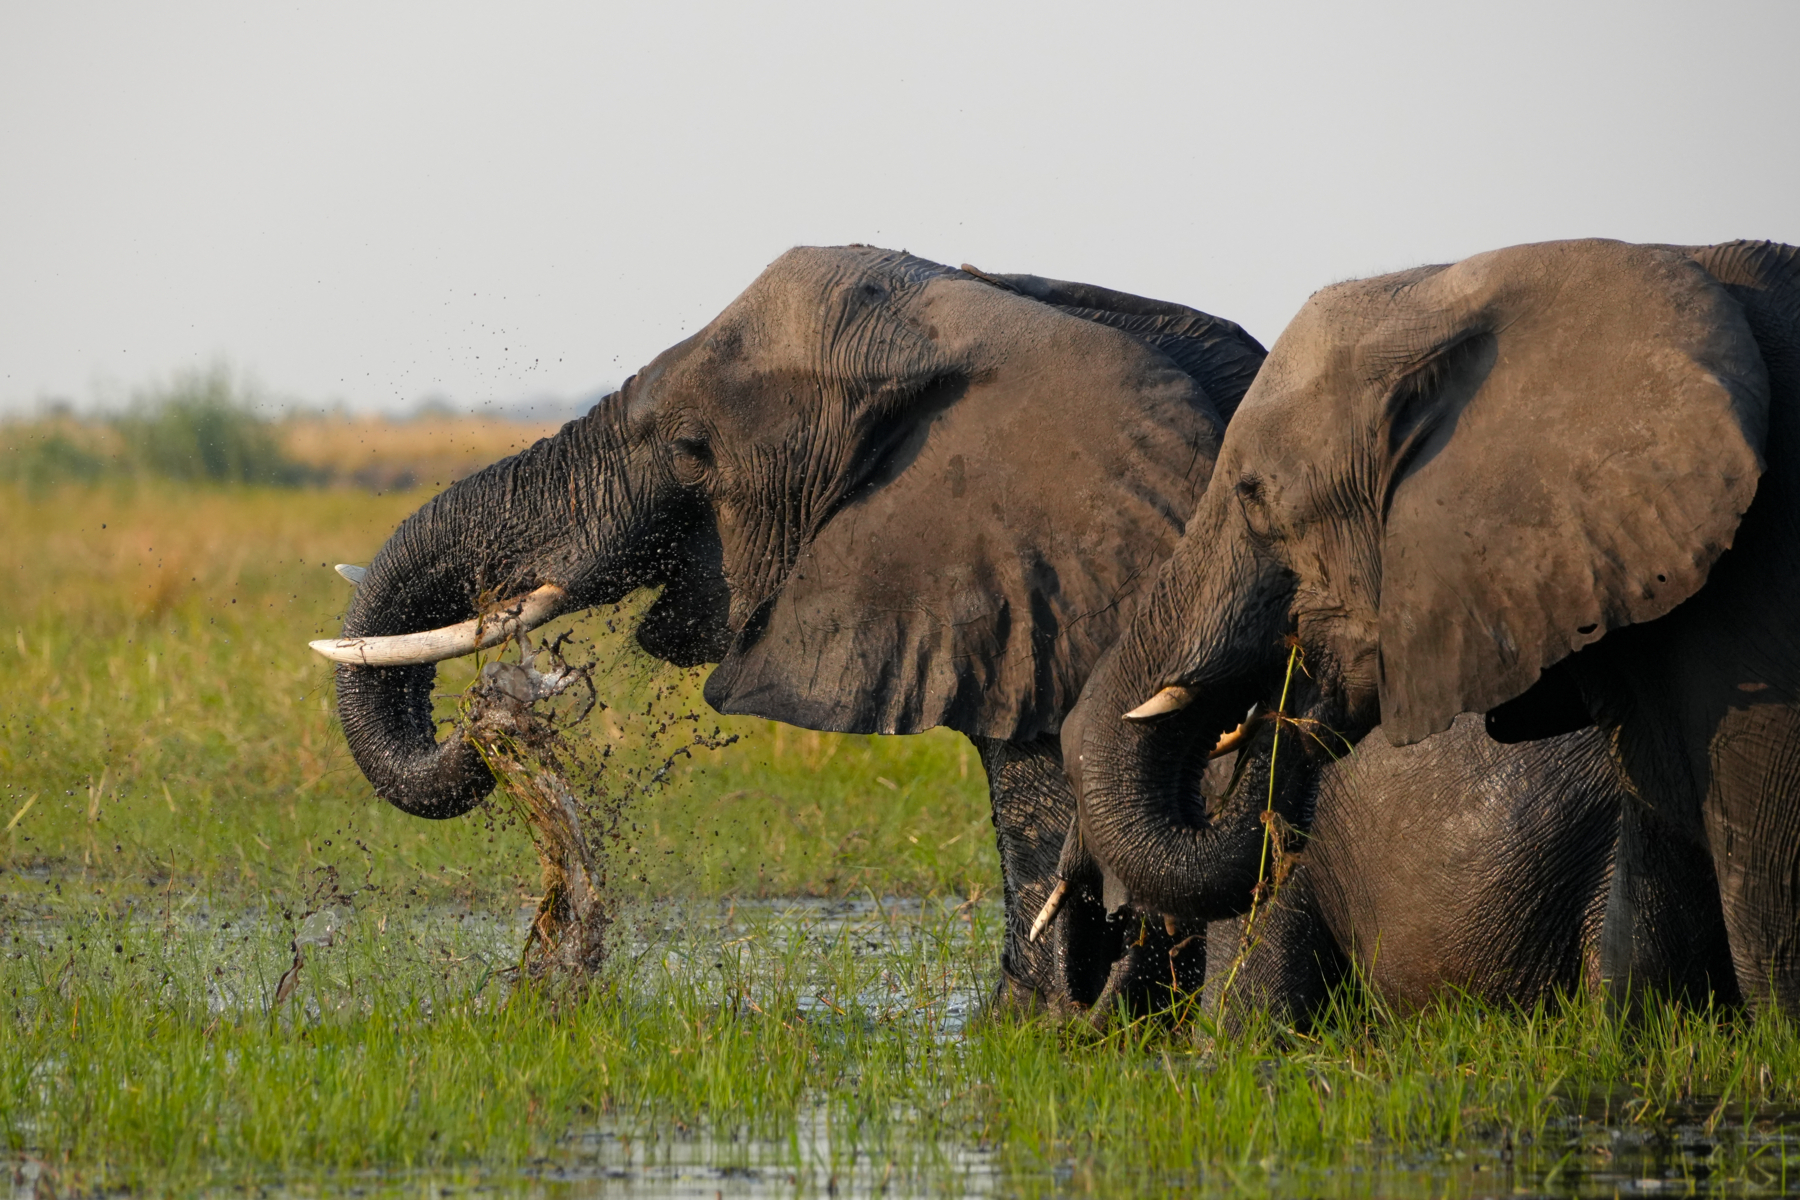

left=4, top=477, right=1800, bottom=1197
left=0, top=480, right=997, bottom=906
left=6, top=897, right=1800, bottom=1196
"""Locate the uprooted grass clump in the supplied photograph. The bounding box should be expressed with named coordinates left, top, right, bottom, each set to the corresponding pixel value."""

left=456, top=625, right=735, bottom=988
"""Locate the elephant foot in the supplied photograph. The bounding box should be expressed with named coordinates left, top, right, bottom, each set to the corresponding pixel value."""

left=980, top=969, right=1086, bottom=1024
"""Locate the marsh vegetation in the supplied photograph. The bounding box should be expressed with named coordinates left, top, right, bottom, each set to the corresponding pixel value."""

left=3, top=413, right=1799, bottom=1196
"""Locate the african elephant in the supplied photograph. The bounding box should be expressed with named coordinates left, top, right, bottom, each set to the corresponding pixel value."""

left=1067, top=238, right=1800, bottom=1013
left=1052, top=623, right=1648, bottom=1023
left=309, top=245, right=1266, bottom=1012
left=1179, top=716, right=1628, bottom=1027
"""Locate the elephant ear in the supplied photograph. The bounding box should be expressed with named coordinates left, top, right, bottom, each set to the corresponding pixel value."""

left=703, top=273, right=1244, bottom=740
left=1377, top=239, right=1771, bottom=744
left=960, top=266, right=1267, bottom=420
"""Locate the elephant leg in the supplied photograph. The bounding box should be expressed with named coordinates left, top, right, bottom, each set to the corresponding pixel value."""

left=973, top=734, right=1118, bottom=1014
left=1600, top=725, right=1743, bottom=1012
left=1201, top=864, right=1343, bottom=1035
left=1079, top=911, right=1208, bottom=1028
left=1703, top=701, right=1800, bottom=1013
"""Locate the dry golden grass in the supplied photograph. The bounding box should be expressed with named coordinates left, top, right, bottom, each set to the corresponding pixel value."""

left=276, top=413, right=565, bottom=490
left=1, top=410, right=566, bottom=490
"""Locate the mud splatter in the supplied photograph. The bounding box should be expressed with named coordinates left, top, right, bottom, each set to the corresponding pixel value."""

left=460, top=618, right=736, bottom=989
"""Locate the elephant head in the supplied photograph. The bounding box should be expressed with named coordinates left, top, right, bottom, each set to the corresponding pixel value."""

left=1071, top=238, right=1784, bottom=924
left=318, top=245, right=1263, bottom=827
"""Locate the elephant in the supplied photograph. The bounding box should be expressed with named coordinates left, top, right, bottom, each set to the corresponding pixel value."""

left=309, top=244, right=1267, bottom=1013
left=1175, top=715, right=1628, bottom=1028
left=1065, top=237, right=1800, bottom=1014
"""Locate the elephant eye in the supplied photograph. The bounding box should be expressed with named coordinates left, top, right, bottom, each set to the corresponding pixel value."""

left=670, top=434, right=713, bottom=485
left=1236, top=474, right=1276, bottom=538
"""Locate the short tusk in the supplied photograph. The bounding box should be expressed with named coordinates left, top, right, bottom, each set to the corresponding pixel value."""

left=334, top=564, right=367, bottom=585
left=1209, top=704, right=1265, bottom=758
left=1122, top=685, right=1195, bottom=722
left=1028, top=879, right=1069, bottom=943
left=308, top=583, right=567, bottom=666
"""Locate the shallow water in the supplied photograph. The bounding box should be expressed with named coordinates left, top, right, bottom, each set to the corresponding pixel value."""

left=5, top=893, right=1800, bottom=1198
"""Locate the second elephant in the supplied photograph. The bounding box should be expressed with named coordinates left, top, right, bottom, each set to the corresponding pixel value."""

left=1069, top=238, right=1800, bottom=1012
left=1192, top=717, right=1629, bottom=1027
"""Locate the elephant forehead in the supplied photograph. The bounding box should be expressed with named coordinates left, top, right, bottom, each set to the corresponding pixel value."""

left=1239, top=267, right=1450, bottom=406
left=726, top=246, right=957, bottom=348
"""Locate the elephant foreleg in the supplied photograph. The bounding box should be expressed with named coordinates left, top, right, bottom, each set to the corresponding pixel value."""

left=1200, top=862, right=1343, bottom=1036
left=1703, top=701, right=1800, bottom=1013
left=1600, top=732, right=1742, bottom=1013
left=973, top=735, right=1116, bottom=1014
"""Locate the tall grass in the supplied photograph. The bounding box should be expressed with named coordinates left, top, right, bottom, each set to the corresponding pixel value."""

left=0, top=478, right=997, bottom=906
left=3, top=366, right=315, bottom=488
left=1, top=369, right=568, bottom=493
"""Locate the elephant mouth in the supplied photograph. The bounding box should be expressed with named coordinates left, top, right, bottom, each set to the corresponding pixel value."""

left=309, top=583, right=568, bottom=667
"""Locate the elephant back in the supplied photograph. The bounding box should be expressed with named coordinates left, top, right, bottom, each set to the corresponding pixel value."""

left=961, top=266, right=1267, bottom=422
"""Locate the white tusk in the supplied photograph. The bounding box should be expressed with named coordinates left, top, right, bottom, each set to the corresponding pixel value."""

left=1210, top=705, right=1266, bottom=758
left=1028, top=879, right=1069, bottom=943
left=334, top=564, right=367, bottom=585
left=1121, top=685, right=1195, bottom=722
left=308, top=583, right=567, bottom=666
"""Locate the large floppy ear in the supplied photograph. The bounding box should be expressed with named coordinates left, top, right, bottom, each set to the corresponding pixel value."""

left=960, top=266, right=1268, bottom=420
left=703, top=273, right=1247, bottom=740
left=1377, top=239, right=1770, bottom=744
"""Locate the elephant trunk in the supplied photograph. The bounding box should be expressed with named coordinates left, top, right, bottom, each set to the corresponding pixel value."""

left=334, top=393, right=664, bottom=819
left=1068, top=500, right=1293, bottom=919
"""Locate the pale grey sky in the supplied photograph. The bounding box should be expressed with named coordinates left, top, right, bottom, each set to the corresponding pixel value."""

left=3, top=1, right=1796, bottom=415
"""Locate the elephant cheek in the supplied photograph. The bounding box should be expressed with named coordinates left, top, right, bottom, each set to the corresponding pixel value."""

left=1339, top=648, right=1382, bottom=729
left=1297, top=612, right=1381, bottom=729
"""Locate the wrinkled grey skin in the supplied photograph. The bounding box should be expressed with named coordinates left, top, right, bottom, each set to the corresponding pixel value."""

left=1059, top=641, right=1656, bottom=1020
left=1070, top=238, right=1800, bottom=1014
left=1190, top=716, right=1628, bottom=1026
left=332, top=245, right=1265, bottom=1012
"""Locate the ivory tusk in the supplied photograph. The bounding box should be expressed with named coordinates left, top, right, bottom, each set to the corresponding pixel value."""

left=1208, top=704, right=1265, bottom=758
left=334, top=564, right=367, bottom=585
left=308, top=583, right=568, bottom=667
left=1210, top=723, right=1252, bottom=758
left=1121, top=685, right=1195, bottom=722
left=1028, top=879, right=1069, bottom=943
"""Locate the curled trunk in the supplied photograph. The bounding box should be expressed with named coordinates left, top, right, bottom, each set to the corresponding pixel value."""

left=334, top=396, right=662, bottom=819
left=1068, top=504, right=1295, bottom=920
